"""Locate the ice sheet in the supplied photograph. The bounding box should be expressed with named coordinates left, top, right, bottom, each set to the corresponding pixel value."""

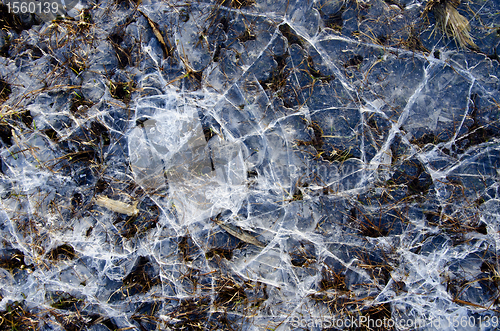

left=0, top=0, right=499, bottom=330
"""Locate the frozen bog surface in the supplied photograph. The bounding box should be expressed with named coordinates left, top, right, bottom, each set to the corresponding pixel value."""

left=0, top=0, right=500, bottom=330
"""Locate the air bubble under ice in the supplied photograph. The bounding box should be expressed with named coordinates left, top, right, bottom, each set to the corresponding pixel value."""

left=129, top=92, right=247, bottom=226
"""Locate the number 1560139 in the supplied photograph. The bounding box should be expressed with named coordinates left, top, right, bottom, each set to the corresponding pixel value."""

left=6, top=1, right=59, bottom=14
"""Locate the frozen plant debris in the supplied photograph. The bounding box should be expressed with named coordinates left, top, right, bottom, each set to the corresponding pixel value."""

left=139, top=10, right=171, bottom=58
left=212, top=215, right=265, bottom=248
left=425, top=0, right=477, bottom=49
left=95, top=196, right=140, bottom=216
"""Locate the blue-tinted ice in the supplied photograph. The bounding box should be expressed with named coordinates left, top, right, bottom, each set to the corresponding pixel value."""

left=0, top=0, right=499, bottom=330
